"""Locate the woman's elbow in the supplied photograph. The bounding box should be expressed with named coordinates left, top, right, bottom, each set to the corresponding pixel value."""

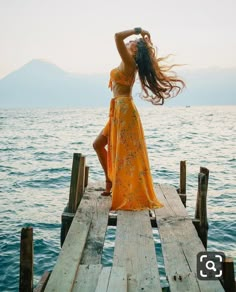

left=114, top=32, right=121, bottom=41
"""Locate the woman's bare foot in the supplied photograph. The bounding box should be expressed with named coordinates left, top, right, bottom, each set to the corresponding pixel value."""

left=101, top=180, right=112, bottom=196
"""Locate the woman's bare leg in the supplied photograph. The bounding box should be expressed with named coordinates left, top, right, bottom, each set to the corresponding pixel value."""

left=93, top=131, right=112, bottom=193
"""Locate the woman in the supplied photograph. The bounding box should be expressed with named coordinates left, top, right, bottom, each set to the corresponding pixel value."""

left=93, top=28, right=185, bottom=211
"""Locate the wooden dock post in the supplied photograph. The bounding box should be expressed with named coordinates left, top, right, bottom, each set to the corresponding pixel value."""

left=198, top=172, right=209, bottom=249
left=195, top=167, right=209, bottom=220
left=60, top=210, right=75, bottom=247
left=178, top=160, right=187, bottom=207
left=76, top=155, right=86, bottom=208
left=19, top=227, right=33, bottom=292
left=193, top=167, right=209, bottom=249
left=68, top=153, right=81, bottom=213
left=61, top=153, right=86, bottom=247
left=222, top=257, right=236, bottom=292
left=84, top=165, right=89, bottom=188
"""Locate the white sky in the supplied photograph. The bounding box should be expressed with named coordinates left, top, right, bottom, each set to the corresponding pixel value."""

left=0, top=0, right=235, bottom=78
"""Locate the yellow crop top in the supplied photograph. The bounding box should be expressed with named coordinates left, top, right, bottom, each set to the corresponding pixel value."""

left=108, top=67, right=135, bottom=89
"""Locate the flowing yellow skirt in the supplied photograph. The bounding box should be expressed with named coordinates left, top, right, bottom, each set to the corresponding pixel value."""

left=102, top=96, right=163, bottom=211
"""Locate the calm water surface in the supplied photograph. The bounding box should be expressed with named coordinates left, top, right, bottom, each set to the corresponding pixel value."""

left=0, top=105, right=235, bottom=291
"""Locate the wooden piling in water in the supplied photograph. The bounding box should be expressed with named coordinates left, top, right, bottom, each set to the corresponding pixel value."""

left=61, top=153, right=86, bottom=247
left=195, top=167, right=209, bottom=220
left=68, top=153, right=81, bottom=213
left=60, top=211, right=75, bottom=247
left=193, top=168, right=209, bottom=249
left=76, top=155, right=86, bottom=208
left=198, top=172, right=209, bottom=249
left=178, top=160, right=187, bottom=207
left=19, top=227, right=33, bottom=292
left=222, top=257, right=236, bottom=292
left=84, top=166, right=89, bottom=188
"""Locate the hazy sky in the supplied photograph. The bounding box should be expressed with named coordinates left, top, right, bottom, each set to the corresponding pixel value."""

left=0, top=0, right=235, bottom=78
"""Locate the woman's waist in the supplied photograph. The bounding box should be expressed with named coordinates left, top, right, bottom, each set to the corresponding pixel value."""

left=112, top=95, right=133, bottom=100
left=109, top=95, right=133, bottom=117
left=111, top=83, right=132, bottom=96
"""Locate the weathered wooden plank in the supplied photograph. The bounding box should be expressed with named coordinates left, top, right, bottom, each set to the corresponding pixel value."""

left=107, top=266, right=127, bottom=292
left=72, top=264, right=102, bottom=292
left=95, top=267, right=111, bottom=292
left=154, top=184, right=174, bottom=219
left=45, top=194, right=95, bottom=292
left=80, top=183, right=111, bottom=264
left=159, top=184, right=188, bottom=217
left=94, top=266, right=127, bottom=292
left=157, top=218, right=224, bottom=291
left=178, top=222, right=224, bottom=292
left=157, top=218, right=202, bottom=291
left=113, top=210, right=162, bottom=292
left=33, top=271, right=51, bottom=292
left=154, top=184, right=188, bottom=222
left=180, top=221, right=224, bottom=292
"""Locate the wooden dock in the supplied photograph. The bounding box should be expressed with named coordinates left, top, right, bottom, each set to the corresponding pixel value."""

left=20, top=154, right=235, bottom=292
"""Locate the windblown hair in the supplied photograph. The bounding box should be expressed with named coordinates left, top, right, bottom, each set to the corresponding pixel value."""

left=135, top=38, right=185, bottom=105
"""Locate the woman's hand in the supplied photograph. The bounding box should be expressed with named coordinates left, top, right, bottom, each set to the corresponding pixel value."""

left=141, top=29, right=150, bottom=39
left=141, top=30, right=153, bottom=46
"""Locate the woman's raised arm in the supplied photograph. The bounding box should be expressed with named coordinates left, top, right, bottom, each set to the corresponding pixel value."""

left=115, top=28, right=150, bottom=68
left=115, top=29, right=137, bottom=66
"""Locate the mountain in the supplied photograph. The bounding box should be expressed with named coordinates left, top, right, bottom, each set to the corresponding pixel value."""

left=0, top=59, right=235, bottom=108
left=169, top=67, right=236, bottom=106
left=0, top=59, right=110, bottom=108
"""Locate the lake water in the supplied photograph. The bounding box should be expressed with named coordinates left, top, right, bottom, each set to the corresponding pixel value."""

left=0, top=105, right=235, bottom=291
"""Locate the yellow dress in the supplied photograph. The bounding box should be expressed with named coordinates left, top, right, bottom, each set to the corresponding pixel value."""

left=102, top=68, right=163, bottom=211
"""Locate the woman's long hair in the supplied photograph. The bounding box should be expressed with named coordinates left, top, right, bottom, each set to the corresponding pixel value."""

left=135, top=38, right=185, bottom=105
